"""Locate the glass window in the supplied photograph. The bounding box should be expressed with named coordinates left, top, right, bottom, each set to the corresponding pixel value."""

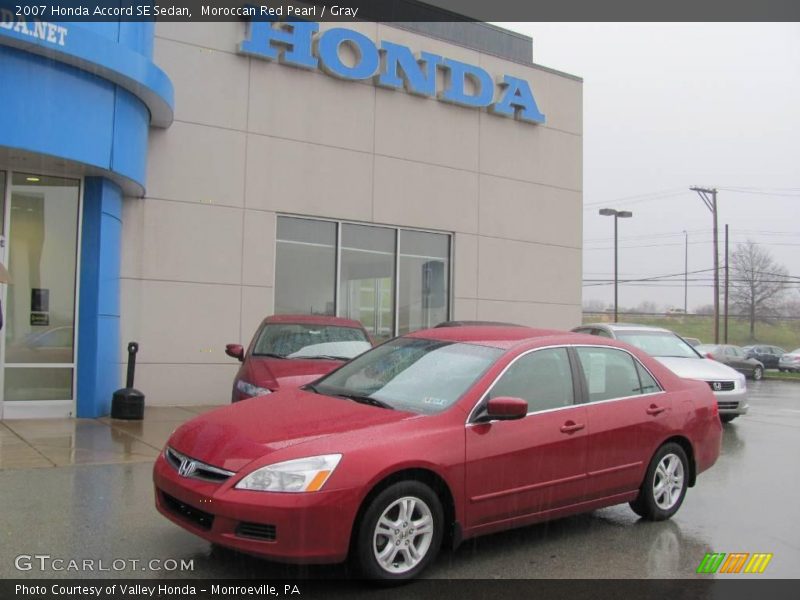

left=488, top=348, right=574, bottom=413
left=398, top=230, right=449, bottom=334
left=275, top=217, right=336, bottom=316
left=274, top=217, right=452, bottom=339
left=339, top=224, right=395, bottom=343
left=635, top=362, right=662, bottom=394
left=4, top=173, right=80, bottom=401
left=615, top=331, right=700, bottom=358
left=576, top=347, right=647, bottom=402
left=253, top=322, right=370, bottom=360
left=314, top=337, right=502, bottom=415
left=0, top=171, right=5, bottom=233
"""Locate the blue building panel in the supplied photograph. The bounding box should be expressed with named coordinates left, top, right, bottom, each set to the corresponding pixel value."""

left=0, top=20, right=173, bottom=417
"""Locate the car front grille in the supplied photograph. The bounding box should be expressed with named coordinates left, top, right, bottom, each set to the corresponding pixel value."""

left=235, top=522, right=277, bottom=541
left=717, top=401, right=739, bottom=410
left=161, top=492, right=214, bottom=531
left=707, top=381, right=735, bottom=392
left=165, top=447, right=235, bottom=483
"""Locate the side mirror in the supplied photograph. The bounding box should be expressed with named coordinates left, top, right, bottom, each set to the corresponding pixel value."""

left=225, top=344, right=244, bottom=362
left=485, top=396, right=528, bottom=421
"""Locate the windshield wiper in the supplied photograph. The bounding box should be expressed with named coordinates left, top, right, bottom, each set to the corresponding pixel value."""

left=254, top=352, right=287, bottom=359
left=334, top=393, right=394, bottom=410
left=302, top=355, right=350, bottom=361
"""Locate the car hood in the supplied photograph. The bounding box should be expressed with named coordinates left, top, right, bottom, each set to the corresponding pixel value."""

left=168, top=388, right=413, bottom=472
left=244, top=356, right=344, bottom=391
left=655, top=356, right=742, bottom=381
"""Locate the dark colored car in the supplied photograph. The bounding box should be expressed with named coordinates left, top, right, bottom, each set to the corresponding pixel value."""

left=155, top=326, right=721, bottom=581
left=696, top=344, right=764, bottom=380
left=225, top=315, right=372, bottom=402
left=742, top=345, right=785, bottom=370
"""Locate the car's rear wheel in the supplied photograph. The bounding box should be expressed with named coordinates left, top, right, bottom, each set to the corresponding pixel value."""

left=354, top=481, right=443, bottom=582
left=720, top=414, right=737, bottom=423
left=630, top=443, right=688, bottom=521
left=752, top=366, right=763, bottom=381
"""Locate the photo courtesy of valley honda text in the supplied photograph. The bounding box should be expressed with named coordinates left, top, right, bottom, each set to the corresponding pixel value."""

left=0, top=16, right=581, bottom=419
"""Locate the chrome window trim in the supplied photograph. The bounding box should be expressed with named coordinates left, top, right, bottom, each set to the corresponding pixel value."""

left=466, top=343, right=666, bottom=426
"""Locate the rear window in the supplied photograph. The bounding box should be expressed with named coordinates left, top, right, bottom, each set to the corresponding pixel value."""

left=254, top=323, right=370, bottom=360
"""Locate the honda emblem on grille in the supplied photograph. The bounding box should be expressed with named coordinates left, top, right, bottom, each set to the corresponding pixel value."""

left=178, top=459, right=198, bottom=478
left=712, top=382, right=722, bottom=391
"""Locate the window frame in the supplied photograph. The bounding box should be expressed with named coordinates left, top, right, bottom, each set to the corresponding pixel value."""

left=467, top=345, right=584, bottom=424
left=275, top=214, right=453, bottom=339
left=569, top=344, right=665, bottom=405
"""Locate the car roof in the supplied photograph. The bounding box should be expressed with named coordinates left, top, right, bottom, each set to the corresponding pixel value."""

left=263, top=314, right=365, bottom=329
left=407, top=325, right=576, bottom=349
left=576, top=322, right=673, bottom=334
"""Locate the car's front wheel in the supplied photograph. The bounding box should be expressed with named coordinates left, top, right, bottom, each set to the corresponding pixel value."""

left=720, top=414, right=738, bottom=424
left=354, top=481, right=443, bottom=582
left=752, top=366, right=763, bottom=381
left=630, top=443, right=689, bottom=521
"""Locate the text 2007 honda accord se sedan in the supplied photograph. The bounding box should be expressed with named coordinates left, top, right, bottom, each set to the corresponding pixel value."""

left=154, top=326, right=722, bottom=582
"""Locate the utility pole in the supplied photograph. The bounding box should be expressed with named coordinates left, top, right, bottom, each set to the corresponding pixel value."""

left=683, top=230, right=688, bottom=314
left=690, top=187, right=719, bottom=343
left=724, top=224, right=729, bottom=343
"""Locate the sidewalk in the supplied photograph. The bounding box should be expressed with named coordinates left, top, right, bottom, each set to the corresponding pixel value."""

left=0, top=406, right=218, bottom=469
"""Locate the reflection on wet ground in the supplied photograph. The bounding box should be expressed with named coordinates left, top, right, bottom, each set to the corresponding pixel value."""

left=0, top=406, right=218, bottom=469
left=0, top=381, right=797, bottom=579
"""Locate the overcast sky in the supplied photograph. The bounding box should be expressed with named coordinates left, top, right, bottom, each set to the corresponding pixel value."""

left=497, top=23, right=800, bottom=311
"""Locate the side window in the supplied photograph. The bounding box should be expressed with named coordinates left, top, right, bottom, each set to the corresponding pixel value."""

left=635, top=362, right=662, bottom=394
left=576, top=347, right=648, bottom=402
left=592, top=328, right=613, bottom=339
left=488, top=348, right=574, bottom=413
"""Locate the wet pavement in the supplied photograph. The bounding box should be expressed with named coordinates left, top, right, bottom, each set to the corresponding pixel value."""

left=0, top=381, right=798, bottom=580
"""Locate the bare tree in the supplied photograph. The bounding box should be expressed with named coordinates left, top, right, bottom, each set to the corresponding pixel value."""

left=730, top=240, right=789, bottom=340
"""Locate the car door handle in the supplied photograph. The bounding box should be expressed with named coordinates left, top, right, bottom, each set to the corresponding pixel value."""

left=646, top=405, right=667, bottom=416
left=560, top=421, right=585, bottom=434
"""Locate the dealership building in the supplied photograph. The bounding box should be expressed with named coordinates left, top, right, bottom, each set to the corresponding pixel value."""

left=0, top=15, right=582, bottom=418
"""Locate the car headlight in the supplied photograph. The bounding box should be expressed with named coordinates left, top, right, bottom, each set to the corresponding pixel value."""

left=235, top=454, right=342, bottom=493
left=737, top=373, right=747, bottom=391
left=235, top=380, right=272, bottom=397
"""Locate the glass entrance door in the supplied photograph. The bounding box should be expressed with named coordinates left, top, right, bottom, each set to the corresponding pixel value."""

left=0, top=172, right=80, bottom=419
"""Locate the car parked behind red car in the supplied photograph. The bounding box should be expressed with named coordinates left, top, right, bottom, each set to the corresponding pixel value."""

left=156, top=326, right=721, bottom=582
left=225, top=315, right=372, bottom=402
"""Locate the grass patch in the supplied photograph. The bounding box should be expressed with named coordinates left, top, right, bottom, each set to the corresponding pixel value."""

left=582, top=313, right=800, bottom=350
left=764, top=371, right=800, bottom=382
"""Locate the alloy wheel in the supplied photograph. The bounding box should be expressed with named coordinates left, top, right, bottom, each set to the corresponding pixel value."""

left=372, top=496, right=435, bottom=575
left=653, top=453, right=685, bottom=510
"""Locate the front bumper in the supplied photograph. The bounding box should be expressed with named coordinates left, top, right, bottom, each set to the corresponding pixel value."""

left=153, top=454, right=361, bottom=564
left=711, top=388, right=749, bottom=416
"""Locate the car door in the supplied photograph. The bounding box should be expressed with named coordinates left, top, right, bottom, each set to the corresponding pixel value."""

left=465, top=347, right=587, bottom=529
left=725, top=346, right=751, bottom=374
left=574, top=346, right=673, bottom=499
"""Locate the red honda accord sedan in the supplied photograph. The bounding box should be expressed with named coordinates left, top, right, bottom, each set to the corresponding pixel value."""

left=154, top=326, right=721, bottom=581
left=225, top=315, right=372, bottom=402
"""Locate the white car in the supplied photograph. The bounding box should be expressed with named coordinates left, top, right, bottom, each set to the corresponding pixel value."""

left=778, top=349, right=800, bottom=373
left=572, top=323, right=748, bottom=423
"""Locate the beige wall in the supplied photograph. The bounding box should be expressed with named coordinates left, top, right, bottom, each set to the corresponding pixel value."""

left=120, top=22, right=583, bottom=406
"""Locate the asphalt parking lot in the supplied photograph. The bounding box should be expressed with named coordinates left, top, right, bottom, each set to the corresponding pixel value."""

left=0, top=380, right=797, bottom=581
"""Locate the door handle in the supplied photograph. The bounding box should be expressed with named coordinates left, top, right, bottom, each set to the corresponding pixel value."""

left=646, top=405, right=666, bottom=416
left=560, top=421, right=585, bottom=434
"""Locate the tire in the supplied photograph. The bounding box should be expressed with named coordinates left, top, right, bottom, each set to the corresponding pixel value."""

left=630, top=443, right=689, bottom=521
left=779, top=369, right=785, bottom=373
left=353, top=481, right=443, bottom=582
left=752, top=366, right=763, bottom=381
left=720, top=414, right=737, bottom=424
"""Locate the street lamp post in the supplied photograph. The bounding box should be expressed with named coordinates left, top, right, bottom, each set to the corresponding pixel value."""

left=599, top=208, right=633, bottom=323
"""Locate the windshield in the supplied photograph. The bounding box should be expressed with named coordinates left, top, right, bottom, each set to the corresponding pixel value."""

left=253, top=323, right=371, bottom=360
left=312, top=337, right=503, bottom=414
left=615, top=331, right=701, bottom=359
